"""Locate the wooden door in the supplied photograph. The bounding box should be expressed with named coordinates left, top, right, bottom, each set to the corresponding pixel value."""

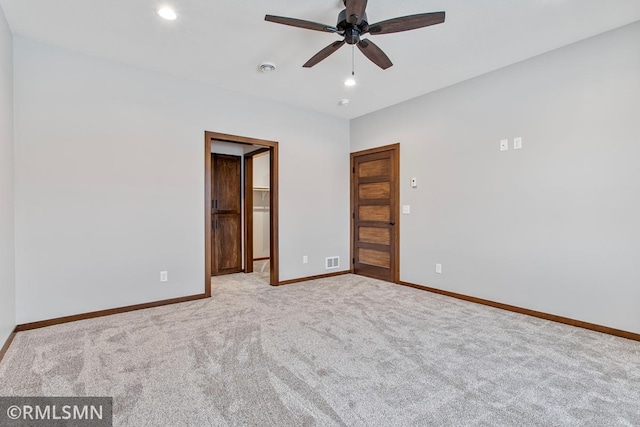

left=351, top=144, right=399, bottom=282
left=212, top=154, right=242, bottom=275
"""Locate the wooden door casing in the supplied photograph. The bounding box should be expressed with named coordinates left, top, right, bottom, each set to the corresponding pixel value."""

left=351, top=144, right=399, bottom=282
left=212, top=154, right=242, bottom=275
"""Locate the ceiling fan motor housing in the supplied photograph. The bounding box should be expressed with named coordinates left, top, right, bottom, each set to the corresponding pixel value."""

left=337, top=9, right=368, bottom=44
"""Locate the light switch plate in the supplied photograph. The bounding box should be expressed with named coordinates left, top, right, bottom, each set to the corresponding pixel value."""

left=402, top=205, right=411, bottom=214
left=514, top=137, right=522, bottom=150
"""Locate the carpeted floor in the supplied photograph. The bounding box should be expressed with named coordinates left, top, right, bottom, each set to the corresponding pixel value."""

left=1, top=272, right=639, bottom=426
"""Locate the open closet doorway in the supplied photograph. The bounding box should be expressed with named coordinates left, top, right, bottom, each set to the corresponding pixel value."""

left=244, top=148, right=271, bottom=278
left=204, top=132, right=279, bottom=296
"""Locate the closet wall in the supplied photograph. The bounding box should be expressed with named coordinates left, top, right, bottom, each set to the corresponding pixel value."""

left=252, top=152, right=270, bottom=260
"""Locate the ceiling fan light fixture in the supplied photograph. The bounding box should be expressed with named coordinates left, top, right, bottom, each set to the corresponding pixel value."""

left=264, top=5, right=446, bottom=70
left=344, top=75, right=356, bottom=87
left=157, top=7, right=177, bottom=21
left=259, top=62, right=277, bottom=73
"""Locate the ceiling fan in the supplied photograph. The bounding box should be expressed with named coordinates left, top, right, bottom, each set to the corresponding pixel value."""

left=265, top=0, right=445, bottom=70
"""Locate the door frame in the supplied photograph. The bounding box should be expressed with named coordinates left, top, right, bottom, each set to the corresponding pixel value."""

left=205, top=131, right=279, bottom=295
left=350, top=143, right=400, bottom=283
left=244, top=147, right=270, bottom=274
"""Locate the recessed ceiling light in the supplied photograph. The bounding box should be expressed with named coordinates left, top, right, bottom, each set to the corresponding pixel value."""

left=157, top=7, right=177, bottom=21
left=259, top=62, right=277, bottom=73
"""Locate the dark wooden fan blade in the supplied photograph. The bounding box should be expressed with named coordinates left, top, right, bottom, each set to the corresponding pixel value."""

left=367, top=12, right=445, bottom=35
left=265, top=15, right=338, bottom=33
left=357, top=39, right=393, bottom=70
left=346, top=0, right=368, bottom=24
left=303, top=40, right=346, bottom=68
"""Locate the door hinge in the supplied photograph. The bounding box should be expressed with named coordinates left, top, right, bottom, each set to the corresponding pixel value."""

left=352, top=212, right=355, bottom=219
left=352, top=258, right=355, bottom=264
left=352, top=167, right=355, bottom=173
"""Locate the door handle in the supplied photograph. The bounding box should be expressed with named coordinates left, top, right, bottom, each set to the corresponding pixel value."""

left=389, top=222, right=395, bottom=226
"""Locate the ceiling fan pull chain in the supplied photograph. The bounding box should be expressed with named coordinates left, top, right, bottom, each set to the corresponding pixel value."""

left=352, top=45, right=355, bottom=77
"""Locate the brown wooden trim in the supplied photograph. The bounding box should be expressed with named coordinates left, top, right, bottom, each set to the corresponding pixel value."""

left=253, top=257, right=270, bottom=261
left=350, top=143, right=400, bottom=284
left=0, top=329, right=17, bottom=363
left=205, top=131, right=279, bottom=287
left=398, top=281, right=640, bottom=342
left=277, top=270, right=350, bottom=286
left=269, top=145, right=279, bottom=287
left=15, top=294, right=207, bottom=332
left=205, top=132, right=278, bottom=147
left=204, top=134, right=213, bottom=297
left=351, top=143, right=401, bottom=158
left=244, top=153, right=254, bottom=273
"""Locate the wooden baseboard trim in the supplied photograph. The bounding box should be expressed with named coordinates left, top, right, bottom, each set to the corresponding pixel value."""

left=15, top=293, right=208, bottom=332
left=277, top=270, right=350, bottom=286
left=0, top=329, right=18, bottom=363
left=398, top=281, right=640, bottom=342
left=253, top=257, right=270, bottom=261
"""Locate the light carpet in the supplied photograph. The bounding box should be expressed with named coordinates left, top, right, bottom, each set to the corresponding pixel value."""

left=1, top=272, right=639, bottom=426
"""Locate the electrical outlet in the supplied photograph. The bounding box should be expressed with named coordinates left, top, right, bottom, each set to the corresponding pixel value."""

left=435, top=264, right=442, bottom=274
left=160, top=271, right=168, bottom=282
left=303, top=255, right=308, bottom=264
left=500, top=139, right=509, bottom=151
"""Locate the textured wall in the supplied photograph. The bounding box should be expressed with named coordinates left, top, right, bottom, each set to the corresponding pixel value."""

left=351, top=23, right=640, bottom=333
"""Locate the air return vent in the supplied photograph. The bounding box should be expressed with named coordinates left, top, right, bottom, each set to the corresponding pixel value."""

left=326, top=256, right=340, bottom=270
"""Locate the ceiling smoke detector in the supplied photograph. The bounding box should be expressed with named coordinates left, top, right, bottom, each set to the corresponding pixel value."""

left=259, top=62, right=277, bottom=73
left=339, top=99, right=350, bottom=106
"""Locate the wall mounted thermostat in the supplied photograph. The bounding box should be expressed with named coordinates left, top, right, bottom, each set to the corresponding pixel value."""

left=411, top=177, right=417, bottom=188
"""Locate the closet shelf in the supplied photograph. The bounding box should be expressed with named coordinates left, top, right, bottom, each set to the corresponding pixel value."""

left=253, top=187, right=270, bottom=191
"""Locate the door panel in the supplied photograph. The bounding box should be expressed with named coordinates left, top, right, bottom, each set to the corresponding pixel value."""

left=359, top=248, right=391, bottom=268
left=359, top=226, right=390, bottom=245
left=359, top=182, right=391, bottom=199
left=358, top=159, right=390, bottom=177
left=214, top=155, right=241, bottom=213
left=214, top=215, right=241, bottom=273
left=212, top=154, right=242, bottom=275
left=359, top=205, right=390, bottom=222
left=351, top=145, right=399, bottom=282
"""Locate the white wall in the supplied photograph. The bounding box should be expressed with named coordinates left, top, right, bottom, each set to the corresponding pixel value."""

left=351, top=22, right=640, bottom=334
left=0, top=5, right=15, bottom=346
left=253, top=152, right=270, bottom=259
left=14, top=38, right=350, bottom=324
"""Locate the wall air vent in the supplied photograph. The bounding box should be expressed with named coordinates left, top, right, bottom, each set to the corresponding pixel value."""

left=326, top=256, right=340, bottom=269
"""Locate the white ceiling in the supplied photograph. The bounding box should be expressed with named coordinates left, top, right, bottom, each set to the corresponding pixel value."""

left=2, top=0, right=640, bottom=119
